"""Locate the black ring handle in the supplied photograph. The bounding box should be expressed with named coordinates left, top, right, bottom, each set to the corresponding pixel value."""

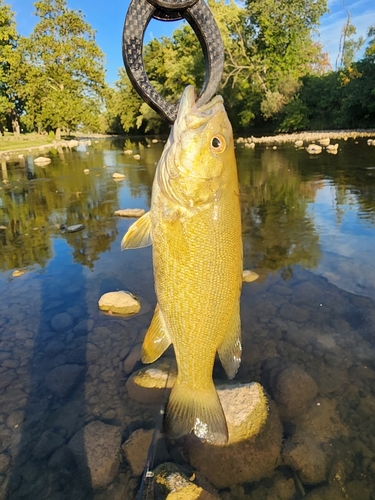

left=122, top=0, right=224, bottom=123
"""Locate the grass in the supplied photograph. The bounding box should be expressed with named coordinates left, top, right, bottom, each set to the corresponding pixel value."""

left=0, top=132, right=55, bottom=153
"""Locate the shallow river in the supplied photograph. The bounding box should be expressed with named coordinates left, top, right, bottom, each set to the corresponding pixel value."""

left=0, top=137, right=375, bottom=499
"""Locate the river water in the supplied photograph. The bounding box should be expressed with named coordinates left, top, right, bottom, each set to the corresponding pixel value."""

left=0, top=137, right=375, bottom=499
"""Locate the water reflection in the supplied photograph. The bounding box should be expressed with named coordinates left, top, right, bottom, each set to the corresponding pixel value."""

left=0, top=138, right=375, bottom=498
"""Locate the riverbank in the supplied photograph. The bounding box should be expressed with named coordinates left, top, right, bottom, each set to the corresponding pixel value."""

left=0, top=132, right=116, bottom=156
left=236, top=129, right=375, bottom=145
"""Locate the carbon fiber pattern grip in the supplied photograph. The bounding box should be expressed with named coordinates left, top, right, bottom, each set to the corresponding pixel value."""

left=122, top=0, right=224, bottom=122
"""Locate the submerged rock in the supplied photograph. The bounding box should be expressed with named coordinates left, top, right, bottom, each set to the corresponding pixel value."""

left=98, top=290, right=141, bottom=316
left=126, top=361, right=177, bottom=404
left=272, top=365, right=319, bottom=421
left=282, top=431, right=327, bottom=485
left=44, top=364, right=84, bottom=398
left=122, top=428, right=154, bottom=476
left=183, top=383, right=282, bottom=488
left=32, top=430, right=65, bottom=460
left=68, top=421, right=122, bottom=490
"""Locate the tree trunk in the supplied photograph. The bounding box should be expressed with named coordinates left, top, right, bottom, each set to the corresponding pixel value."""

left=0, top=121, right=4, bottom=136
left=11, top=110, right=20, bottom=138
left=55, top=127, right=61, bottom=140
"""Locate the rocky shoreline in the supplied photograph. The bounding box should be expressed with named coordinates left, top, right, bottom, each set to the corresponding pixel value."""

left=236, top=129, right=375, bottom=145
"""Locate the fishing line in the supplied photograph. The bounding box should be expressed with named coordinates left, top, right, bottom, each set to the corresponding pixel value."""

left=136, top=358, right=175, bottom=500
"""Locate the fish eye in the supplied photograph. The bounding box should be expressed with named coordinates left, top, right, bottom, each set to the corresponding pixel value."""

left=211, top=134, right=226, bottom=153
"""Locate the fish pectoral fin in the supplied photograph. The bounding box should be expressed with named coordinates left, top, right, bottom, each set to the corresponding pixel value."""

left=142, top=305, right=172, bottom=363
left=121, top=211, right=152, bottom=250
left=164, top=379, right=228, bottom=445
left=218, top=305, right=242, bottom=380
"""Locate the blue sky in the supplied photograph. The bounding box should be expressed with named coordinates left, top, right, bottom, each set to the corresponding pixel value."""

left=11, top=0, right=375, bottom=84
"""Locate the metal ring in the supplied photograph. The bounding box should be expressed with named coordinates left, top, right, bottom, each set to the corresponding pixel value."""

left=122, top=0, right=224, bottom=123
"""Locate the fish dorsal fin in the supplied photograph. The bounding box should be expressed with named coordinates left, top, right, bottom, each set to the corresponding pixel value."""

left=121, top=211, right=152, bottom=250
left=142, top=305, right=172, bottom=363
left=218, top=304, right=242, bottom=379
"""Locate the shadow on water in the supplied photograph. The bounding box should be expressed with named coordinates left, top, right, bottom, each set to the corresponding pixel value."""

left=5, top=243, right=94, bottom=500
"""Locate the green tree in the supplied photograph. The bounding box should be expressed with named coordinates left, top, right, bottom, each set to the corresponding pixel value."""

left=0, top=1, right=20, bottom=136
left=16, top=0, right=106, bottom=138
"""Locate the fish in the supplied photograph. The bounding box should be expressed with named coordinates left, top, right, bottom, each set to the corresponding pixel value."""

left=121, top=85, right=243, bottom=444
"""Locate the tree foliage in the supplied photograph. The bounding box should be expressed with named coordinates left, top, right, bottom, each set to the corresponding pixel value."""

left=0, top=0, right=19, bottom=135
left=13, top=0, right=107, bottom=137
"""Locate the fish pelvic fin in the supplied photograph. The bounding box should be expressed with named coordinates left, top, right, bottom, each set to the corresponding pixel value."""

left=218, top=303, right=242, bottom=379
left=121, top=211, right=152, bottom=250
left=164, top=379, right=228, bottom=445
left=142, top=305, right=172, bottom=363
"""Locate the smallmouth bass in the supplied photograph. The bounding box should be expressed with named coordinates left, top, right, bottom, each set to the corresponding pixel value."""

left=121, top=86, right=243, bottom=444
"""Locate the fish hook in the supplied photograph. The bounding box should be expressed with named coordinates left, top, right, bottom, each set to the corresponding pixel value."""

left=122, top=0, right=224, bottom=123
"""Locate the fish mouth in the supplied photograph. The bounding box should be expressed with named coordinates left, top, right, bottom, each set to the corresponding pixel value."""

left=173, top=86, right=224, bottom=140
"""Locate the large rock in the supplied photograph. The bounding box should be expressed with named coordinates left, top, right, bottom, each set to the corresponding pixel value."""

left=282, top=431, right=327, bottom=485
left=68, top=421, right=122, bottom=490
left=44, top=364, right=84, bottom=398
left=32, top=430, right=65, bottom=460
left=184, top=383, right=282, bottom=488
left=122, top=429, right=153, bottom=476
left=50, top=312, right=74, bottom=332
left=271, top=365, right=318, bottom=421
left=98, top=291, right=141, bottom=316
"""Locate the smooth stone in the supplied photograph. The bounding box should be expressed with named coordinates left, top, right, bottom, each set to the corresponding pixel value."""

left=279, top=303, right=310, bottom=322
left=34, top=156, right=51, bottom=165
left=73, top=319, right=94, bottom=335
left=112, top=172, right=125, bottom=179
left=306, top=144, right=322, bottom=154
left=44, top=364, right=84, bottom=398
left=272, top=366, right=318, bottom=421
left=304, top=485, right=346, bottom=500
left=44, top=340, right=66, bottom=355
left=185, top=384, right=282, bottom=488
left=12, top=269, right=26, bottom=277
left=243, top=270, right=260, bottom=283
left=66, top=224, right=84, bottom=233
left=133, top=154, right=141, bottom=160
left=114, top=208, right=146, bottom=218
left=282, top=431, right=326, bottom=484
left=68, top=421, right=121, bottom=490
left=124, top=149, right=133, bottom=154
left=50, top=312, right=74, bottom=332
left=32, top=430, right=65, bottom=460
left=318, top=138, right=330, bottom=146
left=48, top=445, right=74, bottom=469
left=126, top=360, right=177, bottom=404
left=294, top=140, right=304, bottom=147
left=0, top=370, right=17, bottom=391
left=98, top=291, right=141, bottom=316
left=0, top=454, right=10, bottom=474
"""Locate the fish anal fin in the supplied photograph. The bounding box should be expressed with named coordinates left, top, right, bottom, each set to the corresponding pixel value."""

left=142, top=305, right=171, bottom=364
left=164, top=380, right=228, bottom=445
left=121, top=211, right=152, bottom=250
left=218, top=304, right=242, bottom=380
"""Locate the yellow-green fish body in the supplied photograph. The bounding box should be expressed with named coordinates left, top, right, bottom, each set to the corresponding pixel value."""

left=122, top=86, right=242, bottom=444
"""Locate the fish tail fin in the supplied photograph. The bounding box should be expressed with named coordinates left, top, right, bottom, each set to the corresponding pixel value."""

left=164, top=379, right=228, bottom=445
